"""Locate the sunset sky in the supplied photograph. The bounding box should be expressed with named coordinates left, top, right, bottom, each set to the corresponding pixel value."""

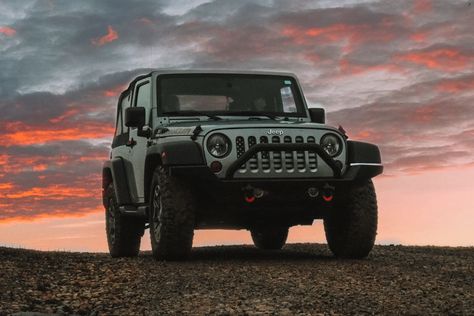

left=0, top=0, right=473, bottom=251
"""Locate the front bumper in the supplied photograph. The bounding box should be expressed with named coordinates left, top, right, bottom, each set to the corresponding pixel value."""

left=170, top=163, right=382, bottom=184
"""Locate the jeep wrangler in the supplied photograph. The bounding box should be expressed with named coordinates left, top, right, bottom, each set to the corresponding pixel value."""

left=102, top=70, right=383, bottom=260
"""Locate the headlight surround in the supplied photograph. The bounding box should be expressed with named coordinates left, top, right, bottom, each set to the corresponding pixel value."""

left=320, top=133, right=342, bottom=157
left=207, top=133, right=231, bottom=158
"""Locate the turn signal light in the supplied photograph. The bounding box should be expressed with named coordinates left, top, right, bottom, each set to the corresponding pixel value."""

left=210, top=161, right=223, bottom=173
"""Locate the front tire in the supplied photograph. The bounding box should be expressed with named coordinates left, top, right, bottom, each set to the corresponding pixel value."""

left=324, top=179, right=378, bottom=259
left=149, top=166, right=195, bottom=260
left=251, top=226, right=288, bottom=250
left=105, top=183, right=144, bottom=258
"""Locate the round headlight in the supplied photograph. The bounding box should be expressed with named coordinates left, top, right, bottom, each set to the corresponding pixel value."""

left=320, top=133, right=342, bottom=157
left=207, top=133, right=231, bottom=158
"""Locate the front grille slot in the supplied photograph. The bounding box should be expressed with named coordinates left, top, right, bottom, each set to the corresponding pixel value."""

left=235, top=134, right=318, bottom=175
left=260, top=136, right=270, bottom=170
left=248, top=136, right=258, bottom=171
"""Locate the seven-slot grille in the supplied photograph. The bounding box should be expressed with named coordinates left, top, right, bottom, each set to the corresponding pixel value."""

left=235, top=135, right=318, bottom=174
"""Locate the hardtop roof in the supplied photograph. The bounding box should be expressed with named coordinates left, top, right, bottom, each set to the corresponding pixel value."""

left=150, top=69, right=297, bottom=77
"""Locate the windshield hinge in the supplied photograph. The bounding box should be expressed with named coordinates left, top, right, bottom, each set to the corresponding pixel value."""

left=191, top=125, right=203, bottom=141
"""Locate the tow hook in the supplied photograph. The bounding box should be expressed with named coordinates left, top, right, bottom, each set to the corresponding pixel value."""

left=321, top=184, right=335, bottom=202
left=243, top=185, right=265, bottom=203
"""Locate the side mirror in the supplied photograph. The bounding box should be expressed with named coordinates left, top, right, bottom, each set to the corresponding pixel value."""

left=125, top=107, right=145, bottom=128
left=308, top=108, right=325, bottom=124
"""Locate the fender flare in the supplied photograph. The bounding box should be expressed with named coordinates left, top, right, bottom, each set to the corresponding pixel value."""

left=345, top=140, right=383, bottom=180
left=143, top=141, right=205, bottom=202
left=102, top=158, right=134, bottom=206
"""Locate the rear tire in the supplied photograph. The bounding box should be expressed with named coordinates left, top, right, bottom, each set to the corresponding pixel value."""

left=105, top=183, right=144, bottom=258
left=149, top=166, right=195, bottom=260
left=324, top=179, right=378, bottom=259
left=251, top=227, right=288, bottom=250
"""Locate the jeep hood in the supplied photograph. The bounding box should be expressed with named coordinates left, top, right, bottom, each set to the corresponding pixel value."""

left=158, top=119, right=340, bottom=137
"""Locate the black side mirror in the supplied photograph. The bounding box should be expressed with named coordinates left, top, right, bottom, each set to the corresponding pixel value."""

left=308, top=108, right=325, bottom=124
left=125, top=107, right=146, bottom=128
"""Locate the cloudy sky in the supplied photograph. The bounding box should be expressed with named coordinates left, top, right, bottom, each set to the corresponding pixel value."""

left=0, top=0, right=473, bottom=251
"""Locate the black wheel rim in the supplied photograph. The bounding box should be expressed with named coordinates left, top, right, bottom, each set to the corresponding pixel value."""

left=107, top=198, right=116, bottom=245
left=152, top=184, right=162, bottom=242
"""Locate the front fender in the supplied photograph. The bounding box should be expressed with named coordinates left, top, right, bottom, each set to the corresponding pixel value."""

left=143, top=140, right=205, bottom=202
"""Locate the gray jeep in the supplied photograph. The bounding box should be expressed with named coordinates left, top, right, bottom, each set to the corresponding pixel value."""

left=102, top=70, right=383, bottom=260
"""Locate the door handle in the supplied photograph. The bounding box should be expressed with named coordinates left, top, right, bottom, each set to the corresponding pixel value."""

left=126, top=138, right=137, bottom=148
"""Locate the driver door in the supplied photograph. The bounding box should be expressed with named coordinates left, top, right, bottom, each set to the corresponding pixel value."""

left=128, top=79, right=152, bottom=203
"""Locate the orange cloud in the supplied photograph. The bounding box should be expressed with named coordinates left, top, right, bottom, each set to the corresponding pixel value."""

left=1, top=121, right=114, bottom=146
left=338, top=59, right=402, bottom=75
left=411, top=105, right=436, bottom=123
left=91, top=25, right=118, bottom=46
left=0, top=183, right=14, bottom=190
left=4, top=185, right=94, bottom=199
left=436, top=77, right=474, bottom=93
left=0, top=206, right=102, bottom=224
left=396, top=48, right=472, bottom=71
left=0, top=154, right=81, bottom=175
left=103, top=84, right=126, bottom=97
left=351, top=129, right=384, bottom=142
left=0, top=26, right=16, bottom=36
left=32, top=164, right=48, bottom=172
left=281, top=23, right=394, bottom=52
left=413, top=0, right=432, bottom=13
left=410, top=32, right=428, bottom=43
left=49, top=108, right=80, bottom=124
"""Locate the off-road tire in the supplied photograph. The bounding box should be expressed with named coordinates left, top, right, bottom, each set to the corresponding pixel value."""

left=149, top=166, right=195, bottom=260
left=251, top=227, right=289, bottom=250
left=105, top=183, right=144, bottom=258
left=324, top=179, right=378, bottom=259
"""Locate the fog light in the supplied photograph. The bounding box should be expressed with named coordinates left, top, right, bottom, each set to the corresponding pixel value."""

left=210, top=161, right=223, bottom=173
left=254, top=188, right=265, bottom=198
left=307, top=187, right=319, bottom=198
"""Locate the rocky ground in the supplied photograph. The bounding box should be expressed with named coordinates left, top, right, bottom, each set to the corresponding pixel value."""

left=0, top=243, right=473, bottom=315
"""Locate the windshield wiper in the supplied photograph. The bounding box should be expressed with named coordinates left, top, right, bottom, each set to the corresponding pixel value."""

left=163, top=110, right=222, bottom=121
left=227, top=111, right=280, bottom=121
left=248, top=115, right=279, bottom=120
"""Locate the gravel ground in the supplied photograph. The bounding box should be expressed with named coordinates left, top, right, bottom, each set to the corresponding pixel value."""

left=0, top=243, right=473, bottom=315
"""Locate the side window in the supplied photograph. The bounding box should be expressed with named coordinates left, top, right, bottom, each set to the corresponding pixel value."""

left=120, top=94, right=131, bottom=134
left=114, top=93, right=129, bottom=136
left=135, top=82, right=151, bottom=125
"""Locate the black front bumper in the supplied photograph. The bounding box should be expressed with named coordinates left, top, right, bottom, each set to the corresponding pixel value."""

left=167, top=141, right=382, bottom=228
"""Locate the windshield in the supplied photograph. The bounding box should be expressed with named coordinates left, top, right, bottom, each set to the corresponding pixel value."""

left=157, top=74, right=306, bottom=117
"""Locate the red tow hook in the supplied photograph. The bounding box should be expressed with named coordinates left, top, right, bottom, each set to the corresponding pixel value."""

left=322, top=184, right=335, bottom=202
left=322, top=195, right=333, bottom=202
left=245, top=196, right=256, bottom=203
left=242, top=185, right=260, bottom=203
